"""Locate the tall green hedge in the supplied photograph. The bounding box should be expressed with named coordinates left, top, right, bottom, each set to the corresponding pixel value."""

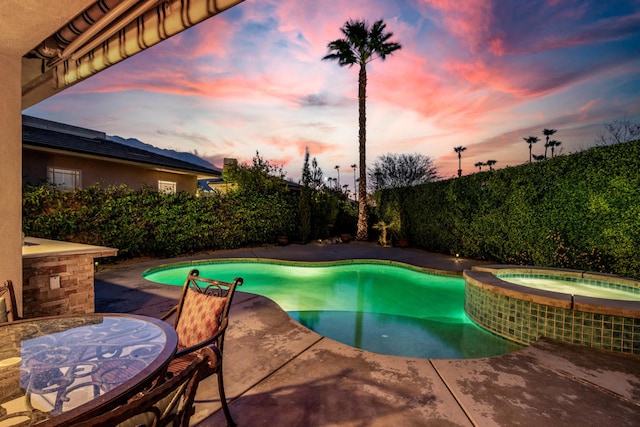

left=384, top=140, right=640, bottom=278
left=23, top=184, right=298, bottom=259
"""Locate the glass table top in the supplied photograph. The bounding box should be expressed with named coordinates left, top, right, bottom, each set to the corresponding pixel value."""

left=0, top=314, right=177, bottom=426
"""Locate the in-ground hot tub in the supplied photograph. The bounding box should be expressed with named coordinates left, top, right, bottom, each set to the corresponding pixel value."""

left=464, top=265, right=640, bottom=354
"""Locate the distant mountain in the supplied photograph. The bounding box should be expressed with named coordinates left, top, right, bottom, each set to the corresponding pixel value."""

left=107, top=135, right=218, bottom=170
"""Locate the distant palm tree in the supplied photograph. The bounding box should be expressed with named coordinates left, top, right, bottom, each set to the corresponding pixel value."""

left=533, top=154, right=546, bottom=162
left=453, top=146, right=466, bottom=177
left=549, top=140, right=562, bottom=157
left=474, top=161, right=485, bottom=171
left=523, top=136, right=540, bottom=163
left=324, top=19, right=402, bottom=241
left=486, top=159, right=497, bottom=171
left=542, top=128, right=557, bottom=158
left=334, top=165, right=340, bottom=186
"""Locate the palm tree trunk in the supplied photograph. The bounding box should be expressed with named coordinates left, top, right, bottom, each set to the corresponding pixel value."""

left=544, top=137, right=549, bottom=159
left=356, top=63, right=368, bottom=240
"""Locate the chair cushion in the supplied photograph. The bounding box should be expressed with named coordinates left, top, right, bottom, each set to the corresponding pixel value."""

left=176, top=290, right=226, bottom=349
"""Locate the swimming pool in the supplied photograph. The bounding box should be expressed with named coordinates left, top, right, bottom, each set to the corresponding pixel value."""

left=143, top=259, right=522, bottom=359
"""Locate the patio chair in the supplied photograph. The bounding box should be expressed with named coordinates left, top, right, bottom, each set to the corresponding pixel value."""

left=0, top=280, right=19, bottom=322
left=161, top=269, right=243, bottom=427
left=74, top=354, right=209, bottom=427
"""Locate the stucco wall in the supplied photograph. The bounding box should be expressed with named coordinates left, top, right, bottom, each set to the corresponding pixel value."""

left=23, top=149, right=198, bottom=193
left=0, top=52, right=23, bottom=315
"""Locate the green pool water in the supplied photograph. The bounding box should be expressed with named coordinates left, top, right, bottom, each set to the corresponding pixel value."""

left=143, top=260, right=522, bottom=359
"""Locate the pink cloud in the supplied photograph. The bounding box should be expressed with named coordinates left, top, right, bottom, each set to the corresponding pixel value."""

left=488, top=34, right=506, bottom=56
left=418, top=0, right=494, bottom=53
left=294, top=139, right=336, bottom=157
left=183, top=16, right=237, bottom=59
left=367, top=52, right=520, bottom=136
left=578, top=99, right=600, bottom=113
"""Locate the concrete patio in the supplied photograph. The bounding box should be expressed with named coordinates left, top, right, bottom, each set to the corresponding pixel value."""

left=95, top=242, right=640, bottom=426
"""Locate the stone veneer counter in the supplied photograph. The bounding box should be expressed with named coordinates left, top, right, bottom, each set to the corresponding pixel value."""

left=22, top=237, right=118, bottom=318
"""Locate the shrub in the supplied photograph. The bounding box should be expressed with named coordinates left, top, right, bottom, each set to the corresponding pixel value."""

left=22, top=183, right=298, bottom=259
left=378, top=139, right=640, bottom=278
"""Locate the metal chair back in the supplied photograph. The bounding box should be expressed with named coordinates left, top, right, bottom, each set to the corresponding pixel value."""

left=0, top=280, right=19, bottom=322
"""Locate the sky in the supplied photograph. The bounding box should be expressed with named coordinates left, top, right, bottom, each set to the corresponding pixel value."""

left=25, top=0, right=640, bottom=189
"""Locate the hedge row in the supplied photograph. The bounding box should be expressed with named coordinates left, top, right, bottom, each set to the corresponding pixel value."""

left=23, top=184, right=298, bottom=258
left=383, top=139, right=640, bottom=278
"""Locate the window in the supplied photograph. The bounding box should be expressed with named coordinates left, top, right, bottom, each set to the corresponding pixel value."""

left=47, top=167, right=81, bottom=190
left=158, top=180, right=177, bottom=194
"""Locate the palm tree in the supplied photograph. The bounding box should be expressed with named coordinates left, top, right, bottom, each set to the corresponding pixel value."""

left=486, top=159, right=497, bottom=171
left=523, top=136, right=540, bottom=163
left=474, top=161, right=484, bottom=171
left=453, top=146, right=466, bottom=177
left=549, top=140, right=562, bottom=157
left=323, top=19, right=402, bottom=241
left=334, top=165, right=340, bottom=186
left=533, top=154, right=546, bottom=162
left=542, top=128, right=556, bottom=158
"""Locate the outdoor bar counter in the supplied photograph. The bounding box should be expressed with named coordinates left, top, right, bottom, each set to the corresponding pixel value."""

left=22, top=237, right=117, bottom=318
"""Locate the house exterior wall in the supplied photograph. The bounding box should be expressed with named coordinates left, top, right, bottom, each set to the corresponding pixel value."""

left=0, top=51, right=23, bottom=316
left=23, top=148, right=198, bottom=193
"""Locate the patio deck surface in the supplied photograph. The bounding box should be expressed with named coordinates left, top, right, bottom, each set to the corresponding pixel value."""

left=94, top=242, right=640, bottom=426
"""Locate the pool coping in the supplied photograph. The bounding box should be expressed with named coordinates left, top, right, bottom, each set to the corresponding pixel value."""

left=141, top=257, right=464, bottom=279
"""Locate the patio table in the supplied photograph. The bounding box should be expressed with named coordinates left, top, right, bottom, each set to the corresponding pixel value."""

left=0, top=313, right=177, bottom=426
